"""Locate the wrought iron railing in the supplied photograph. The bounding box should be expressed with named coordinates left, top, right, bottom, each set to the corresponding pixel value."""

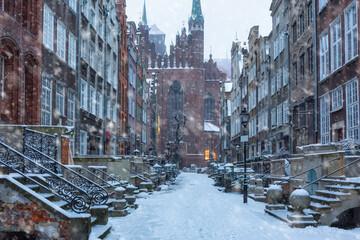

left=88, top=167, right=127, bottom=187
left=72, top=166, right=113, bottom=188
left=23, top=128, right=57, bottom=160
left=0, top=141, right=92, bottom=213
left=23, top=144, right=108, bottom=205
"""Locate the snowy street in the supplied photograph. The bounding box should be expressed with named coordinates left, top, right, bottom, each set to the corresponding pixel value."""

left=105, top=173, right=360, bottom=240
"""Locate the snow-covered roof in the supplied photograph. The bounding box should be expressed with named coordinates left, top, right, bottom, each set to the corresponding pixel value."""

left=224, top=82, right=232, bottom=93
left=204, top=122, right=220, bottom=132
left=150, top=24, right=165, bottom=35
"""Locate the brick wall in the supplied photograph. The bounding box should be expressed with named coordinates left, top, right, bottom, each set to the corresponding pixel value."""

left=0, top=184, right=71, bottom=239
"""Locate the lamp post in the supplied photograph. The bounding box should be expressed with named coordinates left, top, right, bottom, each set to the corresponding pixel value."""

left=240, top=108, right=250, bottom=204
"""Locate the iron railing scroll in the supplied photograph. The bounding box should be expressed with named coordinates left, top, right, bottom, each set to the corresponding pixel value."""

left=0, top=141, right=91, bottom=213
left=23, top=144, right=108, bottom=205
left=23, top=128, right=57, bottom=160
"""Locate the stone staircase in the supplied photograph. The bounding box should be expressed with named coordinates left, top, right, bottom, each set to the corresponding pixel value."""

left=308, top=177, right=360, bottom=226
left=0, top=169, right=112, bottom=239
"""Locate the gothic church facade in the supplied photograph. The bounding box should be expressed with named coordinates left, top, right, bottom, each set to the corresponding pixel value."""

left=141, top=0, right=226, bottom=167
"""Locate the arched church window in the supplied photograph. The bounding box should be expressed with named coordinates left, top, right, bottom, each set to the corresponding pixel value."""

left=205, top=93, right=215, bottom=121
left=168, top=81, right=184, bottom=140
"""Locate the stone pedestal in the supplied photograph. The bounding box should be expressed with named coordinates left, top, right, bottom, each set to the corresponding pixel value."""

left=114, top=187, right=126, bottom=199
left=90, top=206, right=109, bottom=225
left=286, top=189, right=317, bottom=228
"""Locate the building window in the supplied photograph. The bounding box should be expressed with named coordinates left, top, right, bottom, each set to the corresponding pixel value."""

left=80, top=79, right=88, bottom=111
left=97, top=91, right=103, bottom=119
left=56, top=83, right=65, bottom=116
left=97, top=52, right=103, bottom=75
left=68, top=32, right=76, bottom=69
left=89, top=9, right=95, bottom=27
left=106, top=63, right=112, bottom=83
left=1, top=56, right=4, bottom=100
left=293, top=62, right=297, bottom=86
left=320, top=93, right=330, bottom=144
left=308, top=2, right=313, bottom=26
left=90, top=43, right=95, bottom=69
left=283, top=64, right=288, bottom=86
left=274, top=35, right=279, bottom=59
left=346, top=79, right=359, bottom=140
left=299, top=13, right=305, bottom=35
left=112, top=100, right=117, bottom=122
left=81, top=0, right=88, bottom=18
left=67, top=91, right=75, bottom=126
left=81, top=37, right=87, bottom=61
left=319, top=0, right=328, bottom=12
left=56, top=20, right=66, bottom=61
left=330, top=17, right=342, bottom=72
left=277, top=104, right=283, bottom=126
left=271, top=108, right=276, bottom=128
left=80, top=130, right=87, bottom=155
left=41, top=75, right=52, bottom=125
left=271, top=76, right=276, bottom=96
left=89, top=86, right=96, bottom=115
left=276, top=70, right=282, bottom=91
left=283, top=101, right=289, bottom=124
left=292, top=22, right=297, bottom=43
left=300, top=53, right=305, bottom=81
left=332, top=86, right=343, bottom=112
left=276, top=14, right=280, bottom=27
left=69, top=0, right=77, bottom=13
left=308, top=45, right=314, bottom=73
left=345, top=2, right=358, bottom=63
left=319, top=31, right=329, bottom=80
left=43, top=4, right=54, bottom=51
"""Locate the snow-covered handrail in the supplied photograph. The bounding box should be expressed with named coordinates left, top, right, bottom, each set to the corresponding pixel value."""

left=302, top=157, right=360, bottom=189
left=23, top=144, right=108, bottom=205
left=0, top=141, right=92, bottom=213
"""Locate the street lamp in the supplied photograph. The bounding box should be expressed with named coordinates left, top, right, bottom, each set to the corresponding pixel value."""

left=240, top=108, right=249, bottom=204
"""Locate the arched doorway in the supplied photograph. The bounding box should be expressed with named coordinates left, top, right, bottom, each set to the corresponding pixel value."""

left=307, top=169, right=318, bottom=195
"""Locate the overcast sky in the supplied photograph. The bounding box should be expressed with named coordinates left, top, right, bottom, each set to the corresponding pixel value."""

left=127, top=0, right=272, bottom=59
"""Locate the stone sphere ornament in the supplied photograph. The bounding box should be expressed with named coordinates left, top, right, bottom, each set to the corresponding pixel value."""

left=267, top=184, right=283, bottom=204
left=289, top=189, right=311, bottom=214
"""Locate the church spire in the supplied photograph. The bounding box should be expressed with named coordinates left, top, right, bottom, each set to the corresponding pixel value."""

left=142, top=0, right=148, bottom=26
left=190, top=0, right=204, bottom=22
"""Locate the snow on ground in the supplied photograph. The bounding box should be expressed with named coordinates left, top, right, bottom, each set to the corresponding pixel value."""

left=105, top=173, right=360, bottom=240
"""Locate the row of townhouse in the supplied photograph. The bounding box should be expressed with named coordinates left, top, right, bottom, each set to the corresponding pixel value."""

left=0, top=0, right=152, bottom=157
left=228, top=0, right=360, bottom=163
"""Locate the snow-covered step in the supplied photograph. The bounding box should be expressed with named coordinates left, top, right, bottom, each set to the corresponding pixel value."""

left=310, top=195, right=342, bottom=207
left=324, top=184, right=360, bottom=194
left=37, top=192, right=54, bottom=200
left=52, top=200, right=69, bottom=209
left=24, top=184, right=40, bottom=191
left=321, top=178, right=360, bottom=187
left=315, top=190, right=352, bottom=200
left=309, top=202, right=331, bottom=213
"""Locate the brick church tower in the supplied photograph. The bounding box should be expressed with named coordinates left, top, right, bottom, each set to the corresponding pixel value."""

left=142, top=0, right=226, bottom=168
left=188, top=0, right=204, bottom=68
